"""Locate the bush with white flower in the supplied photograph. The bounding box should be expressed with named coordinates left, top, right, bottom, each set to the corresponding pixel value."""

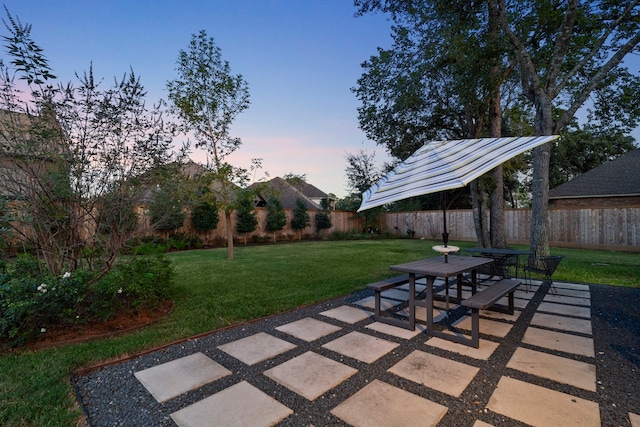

left=0, top=254, right=174, bottom=348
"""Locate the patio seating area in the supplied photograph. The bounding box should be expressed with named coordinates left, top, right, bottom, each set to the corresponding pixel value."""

left=72, top=279, right=640, bottom=427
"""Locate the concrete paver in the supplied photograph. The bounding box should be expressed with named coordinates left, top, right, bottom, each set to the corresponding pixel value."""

left=432, top=300, right=460, bottom=311
left=322, top=331, right=399, bottom=363
left=522, top=327, right=595, bottom=357
left=81, top=280, right=626, bottom=426
left=537, top=302, right=591, bottom=318
left=478, top=308, right=520, bottom=322
left=218, top=332, right=296, bottom=365
left=275, top=317, right=341, bottom=342
left=425, top=336, right=499, bottom=360
left=454, top=315, right=514, bottom=338
left=496, top=296, right=529, bottom=309
left=263, top=351, right=357, bottom=400
left=530, top=312, right=592, bottom=335
left=513, top=289, right=535, bottom=300
left=543, top=293, right=590, bottom=306
left=388, top=350, right=479, bottom=397
left=170, top=381, right=293, bottom=427
left=354, top=296, right=403, bottom=312
left=397, top=283, right=428, bottom=293
left=331, top=379, right=447, bottom=427
left=398, top=305, right=448, bottom=323
left=320, top=305, right=372, bottom=324
left=134, top=352, right=231, bottom=403
left=553, top=288, right=591, bottom=299
left=366, top=321, right=426, bottom=339
left=436, top=288, right=472, bottom=300
left=507, top=347, right=597, bottom=391
left=554, top=282, right=589, bottom=291
left=487, top=376, right=600, bottom=427
left=381, top=288, right=410, bottom=300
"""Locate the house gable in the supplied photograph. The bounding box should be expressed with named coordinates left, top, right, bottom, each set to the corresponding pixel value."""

left=549, top=148, right=640, bottom=207
left=250, top=177, right=333, bottom=210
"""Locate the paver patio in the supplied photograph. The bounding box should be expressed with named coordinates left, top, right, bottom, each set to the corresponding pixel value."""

left=73, top=278, right=640, bottom=426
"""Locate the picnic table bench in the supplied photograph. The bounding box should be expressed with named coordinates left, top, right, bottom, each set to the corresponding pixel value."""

left=461, top=278, right=521, bottom=348
left=367, top=274, right=424, bottom=327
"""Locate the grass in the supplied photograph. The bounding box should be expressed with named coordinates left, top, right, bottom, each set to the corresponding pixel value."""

left=1, top=239, right=638, bottom=426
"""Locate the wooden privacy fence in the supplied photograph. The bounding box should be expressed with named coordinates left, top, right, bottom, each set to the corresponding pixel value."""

left=381, top=206, right=640, bottom=252
left=168, top=209, right=364, bottom=243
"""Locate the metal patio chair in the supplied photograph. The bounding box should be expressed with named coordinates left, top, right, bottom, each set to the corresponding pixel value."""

left=524, top=254, right=565, bottom=293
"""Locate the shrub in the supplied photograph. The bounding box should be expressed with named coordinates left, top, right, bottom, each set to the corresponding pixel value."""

left=88, top=255, right=174, bottom=320
left=0, top=254, right=174, bottom=348
left=315, top=210, right=332, bottom=234
left=191, top=202, right=219, bottom=232
left=134, top=242, right=167, bottom=255
left=168, top=233, right=202, bottom=251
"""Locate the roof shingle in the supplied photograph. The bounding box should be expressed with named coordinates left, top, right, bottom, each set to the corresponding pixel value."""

left=549, top=149, right=640, bottom=199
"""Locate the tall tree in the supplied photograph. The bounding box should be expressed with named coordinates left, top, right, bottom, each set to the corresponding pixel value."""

left=0, top=10, right=180, bottom=275
left=149, top=180, right=186, bottom=234
left=191, top=201, right=219, bottom=231
left=354, top=0, right=517, bottom=246
left=235, top=191, right=258, bottom=245
left=490, top=0, right=640, bottom=255
left=315, top=197, right=333, bottom=236
left=344, top=148, right=384, bottom=229
left=167, top=30, right=253, bottom=260
left=265, top=196, right=287, bottom=243
left=291, top=198, right=310, bottom=240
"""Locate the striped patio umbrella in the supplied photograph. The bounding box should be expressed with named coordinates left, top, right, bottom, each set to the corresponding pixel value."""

left=357, top=135, right=560, bottom=244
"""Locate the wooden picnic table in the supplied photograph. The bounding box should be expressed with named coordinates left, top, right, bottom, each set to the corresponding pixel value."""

left=389, top=255, right=493, bottom=346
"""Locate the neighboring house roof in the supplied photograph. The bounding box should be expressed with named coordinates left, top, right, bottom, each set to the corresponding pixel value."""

left=549, top=148, right=640, bottom=199
left=138, top=161, right=240, bottom=204
left=250, top=177, right=330, bottom=210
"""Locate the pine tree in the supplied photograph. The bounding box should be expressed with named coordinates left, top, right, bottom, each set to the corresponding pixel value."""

left=235, top=195, right=257, bottom=245
left=291, top=198, right=310, bottom=241
left=315, top=198, right=332, bottom=236
left=265, top=197, right=287, bottom=243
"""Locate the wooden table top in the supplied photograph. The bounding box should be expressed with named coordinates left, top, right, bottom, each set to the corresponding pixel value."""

left=390, top=255, right=493, bottom=278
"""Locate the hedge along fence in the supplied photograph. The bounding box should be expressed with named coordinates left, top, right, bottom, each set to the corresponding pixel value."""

left=381, top=206, right=640, bottom=252
left=156, top=208, right=365, bottom=244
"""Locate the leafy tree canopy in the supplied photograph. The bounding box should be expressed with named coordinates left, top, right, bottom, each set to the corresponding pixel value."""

left=265, top=197, right=287, bottom=234
left=0, top=8, right=181, bottom=275
left=167, top=29, right=255, bottom=259
left=191, top=201, right=219, bottom=232
left=235, top=191, right=258, bottom=236
left=291, top=198, right=310, bottom=239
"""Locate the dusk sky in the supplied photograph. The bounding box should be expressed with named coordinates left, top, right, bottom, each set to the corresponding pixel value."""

left=3, top=0, right=394, bottom=197
left=3, top=2, right=638, bottom=197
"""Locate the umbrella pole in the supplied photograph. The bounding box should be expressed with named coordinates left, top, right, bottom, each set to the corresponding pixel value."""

left=442, top=193, right=449, bottom=248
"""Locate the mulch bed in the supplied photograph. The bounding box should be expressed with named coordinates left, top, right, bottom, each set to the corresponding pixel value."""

left=13, top=300, right=173, bottom=352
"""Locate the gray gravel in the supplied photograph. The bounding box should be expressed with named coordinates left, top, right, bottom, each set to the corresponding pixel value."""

left=72, top=282, right=640, bottom=426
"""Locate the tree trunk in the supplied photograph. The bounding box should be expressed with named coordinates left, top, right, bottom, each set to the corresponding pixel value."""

left=529, top=144, right=551, bottom=257
left=490, top=165, right=506, bottom=248
left=487, top=3, right=506, bottom=249
left=470, top=181, right=490, bottom=247
left=225, top=210, right=234, bottom=260
left=530, top=97, right=555, bottom=257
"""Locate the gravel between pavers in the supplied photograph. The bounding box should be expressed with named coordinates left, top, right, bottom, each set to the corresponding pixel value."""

left=72, top=282, right=640, bottom=427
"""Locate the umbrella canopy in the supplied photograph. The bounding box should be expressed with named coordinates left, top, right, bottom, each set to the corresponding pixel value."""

left=357, top=136, right=560, bottom=212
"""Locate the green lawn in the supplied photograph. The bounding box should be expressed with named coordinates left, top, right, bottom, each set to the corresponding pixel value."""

left=1, top=239, right=638, bottom=426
